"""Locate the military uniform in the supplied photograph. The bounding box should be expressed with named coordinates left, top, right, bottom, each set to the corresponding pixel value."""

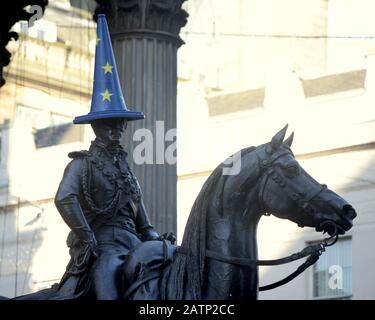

left=55, top=139, right=158, bottom=299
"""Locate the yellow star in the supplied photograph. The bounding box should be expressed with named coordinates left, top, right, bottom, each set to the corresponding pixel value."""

left=100, top=89, right=113, bottom=102
left=102, top=62, right=113, bottom=74
left=96, top=34, right=101, bottom=45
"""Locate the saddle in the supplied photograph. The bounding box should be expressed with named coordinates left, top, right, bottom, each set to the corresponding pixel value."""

left=121, top=239, right=176, bottom=300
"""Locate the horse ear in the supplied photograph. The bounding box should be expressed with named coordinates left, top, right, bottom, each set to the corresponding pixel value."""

left=270, top=124, right=288, bottom=150
left=284, top=132, right=294, bottom=147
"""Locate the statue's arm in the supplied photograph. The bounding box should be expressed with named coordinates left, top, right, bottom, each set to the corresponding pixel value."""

left=135, top=200, right=177, bottom=244
left=55, top=159, right=98, bottom=255
left=135, top=199, right=160, bottom=241
left=128, top=169, right=160, bottom=241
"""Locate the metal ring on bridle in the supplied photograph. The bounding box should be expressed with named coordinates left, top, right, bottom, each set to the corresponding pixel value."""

left=320, top=220, right=339, bottom=247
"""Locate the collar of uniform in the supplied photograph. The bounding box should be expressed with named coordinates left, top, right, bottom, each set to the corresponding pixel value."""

left=90, top=139, right=128, bottom=158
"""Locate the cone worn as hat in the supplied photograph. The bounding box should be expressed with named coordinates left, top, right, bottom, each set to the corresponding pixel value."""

left=74, top=14, right=144, bottom=124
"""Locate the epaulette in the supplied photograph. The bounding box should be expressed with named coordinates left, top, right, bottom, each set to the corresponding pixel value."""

left=68, top=150, right=91, bottom=159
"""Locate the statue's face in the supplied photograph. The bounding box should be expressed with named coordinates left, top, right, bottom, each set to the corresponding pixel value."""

left=91, top=118, right=128, bottom=145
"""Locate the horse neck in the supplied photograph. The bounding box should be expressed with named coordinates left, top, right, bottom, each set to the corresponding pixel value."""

left=203, top=205, right=262, bottom=299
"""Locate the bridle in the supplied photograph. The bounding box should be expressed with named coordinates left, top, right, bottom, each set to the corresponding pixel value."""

left=253, top=145, right=338, bottom=290
left=255, top=145, right=341, bottom=244
left=257, top=145, right=326, bottom=220
left=177, top=144, right=340, bottom=291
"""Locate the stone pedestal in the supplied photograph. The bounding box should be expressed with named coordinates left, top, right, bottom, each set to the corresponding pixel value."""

left=95, top=1, right=188, bottom=235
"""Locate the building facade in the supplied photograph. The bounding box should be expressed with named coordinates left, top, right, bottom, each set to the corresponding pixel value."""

left=176, top=0, right=375, bottom=299
left=0, top=0, right=95, bottom=297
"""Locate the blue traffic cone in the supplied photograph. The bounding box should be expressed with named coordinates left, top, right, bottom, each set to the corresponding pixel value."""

left=74, top=14, right=144, bottom=124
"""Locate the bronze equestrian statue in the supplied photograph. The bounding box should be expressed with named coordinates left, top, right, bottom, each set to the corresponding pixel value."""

left=0, top=14, right=356, bottom=300
left=6, top=124, right=356, bottom=300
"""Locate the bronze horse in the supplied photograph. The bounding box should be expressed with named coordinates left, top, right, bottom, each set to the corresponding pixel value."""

left=121, top=125, right=356, bottom=300
left=3, top=126, right=356, bottom=300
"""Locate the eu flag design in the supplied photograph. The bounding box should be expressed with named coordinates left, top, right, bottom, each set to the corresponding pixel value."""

left=74, top=14, right=144, bottom=124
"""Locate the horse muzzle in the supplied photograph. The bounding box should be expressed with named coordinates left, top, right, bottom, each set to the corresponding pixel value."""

left=315, top=204, right=356, bottom=236
left=312, top=188, right=356, bottom=234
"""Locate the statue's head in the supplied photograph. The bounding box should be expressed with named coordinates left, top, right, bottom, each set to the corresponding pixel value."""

left=91, top=118, right=128, bottom=146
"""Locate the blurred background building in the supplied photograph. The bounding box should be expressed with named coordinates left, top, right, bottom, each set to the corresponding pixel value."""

left=177, top=0, right=375, bottom=300
left=0, top=0, right=374, bottom=299
left=0, top=0, right=96, bottom=296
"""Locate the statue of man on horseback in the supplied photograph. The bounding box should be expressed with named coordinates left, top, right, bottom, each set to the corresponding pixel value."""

left=1, top=14, right=356, bottom=301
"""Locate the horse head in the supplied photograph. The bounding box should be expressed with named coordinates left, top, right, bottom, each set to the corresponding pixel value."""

left=256, top=125, right=356, bottom=235
left=223, top=125, right=356, bottom=237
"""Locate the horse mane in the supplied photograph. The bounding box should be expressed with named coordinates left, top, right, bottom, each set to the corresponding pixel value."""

left=163, top=146, right=256, bottom=300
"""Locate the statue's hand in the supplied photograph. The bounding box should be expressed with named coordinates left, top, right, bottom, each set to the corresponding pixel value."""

left=141, top=227, right=160, bottom=241
left=158, top=232, right=177, bottom=245
left=74, top=234, right=99, bottom=270
left=83, top=234, right=99, bottom=259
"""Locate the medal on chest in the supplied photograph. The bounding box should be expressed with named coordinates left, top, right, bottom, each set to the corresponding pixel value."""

left=89, top=152, right=141, bottom=201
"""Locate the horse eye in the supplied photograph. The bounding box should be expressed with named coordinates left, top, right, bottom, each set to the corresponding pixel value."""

left=285, top=163, right=299, bottom=175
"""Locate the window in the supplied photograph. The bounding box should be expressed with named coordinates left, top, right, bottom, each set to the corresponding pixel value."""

left=16, top=105, right=41, bottom=128
left=312, top=237, right=352, bottom=299
left=37, top=29, right=45, bottom=41
left=20, top=22, right=28, bottom=35
left=50, top=113, right=72, bottom=126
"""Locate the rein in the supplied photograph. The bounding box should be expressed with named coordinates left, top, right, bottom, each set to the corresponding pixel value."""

left=176, top=233, right=338, bottom=291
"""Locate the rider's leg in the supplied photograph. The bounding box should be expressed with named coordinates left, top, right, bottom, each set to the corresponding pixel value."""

left=92, top=227, right=142, bottom=299
left=92, top=250, right=125, bottom=300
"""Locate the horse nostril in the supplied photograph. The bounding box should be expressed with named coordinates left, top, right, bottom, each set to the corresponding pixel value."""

left=343, top=205, right=357, bottom=220
left=348, top=210, right=357, bottom=220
